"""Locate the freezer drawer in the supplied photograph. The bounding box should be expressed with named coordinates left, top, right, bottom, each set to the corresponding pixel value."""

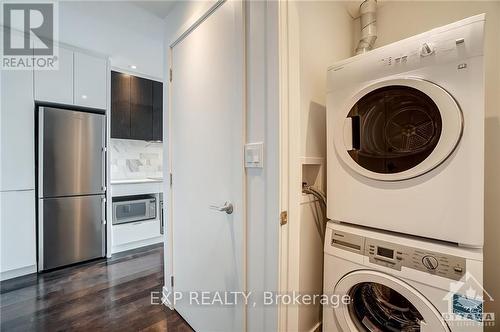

left=39, top=107, right=105, bottom=198
left=39, top=195, right=105, bottom=271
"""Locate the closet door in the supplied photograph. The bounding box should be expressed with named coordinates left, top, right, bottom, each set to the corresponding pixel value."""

left=170, top=1, right=245, bottom=330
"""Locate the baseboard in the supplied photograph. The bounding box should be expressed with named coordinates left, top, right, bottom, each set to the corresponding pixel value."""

left=0, top=264, right=37, bottom=281
left=111, top=236, right=163, bottom=254
left=309, top=321, right=322, bottom=332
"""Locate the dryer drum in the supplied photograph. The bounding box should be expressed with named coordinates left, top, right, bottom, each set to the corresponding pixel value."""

left=348, top=282, right=424, bottom=332
left=385, top=108, right=437, bottom=153
left=347, top=85, right=442, bottom=174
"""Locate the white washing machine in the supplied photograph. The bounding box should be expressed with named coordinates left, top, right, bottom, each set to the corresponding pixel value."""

left=326, top=14, right=485, bottom=247
left=323, top=222, right=485, bottom=332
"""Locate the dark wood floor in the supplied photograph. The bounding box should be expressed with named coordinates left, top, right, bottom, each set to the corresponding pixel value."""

left=0, top=244, right=193, bottom=332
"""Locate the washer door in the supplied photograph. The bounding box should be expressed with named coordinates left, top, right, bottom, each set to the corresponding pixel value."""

left=333, top=270, right=450, bottom=332
left=334, top=78, right=462, bottom=181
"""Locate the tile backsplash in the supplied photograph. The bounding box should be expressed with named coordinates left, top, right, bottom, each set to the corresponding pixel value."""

left=110, top=139, right=163, bottom=180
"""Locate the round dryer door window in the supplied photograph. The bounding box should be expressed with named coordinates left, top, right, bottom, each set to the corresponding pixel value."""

left=334, top=78, right=463, bottom=181
left=333, top=271, right=450, bottom=332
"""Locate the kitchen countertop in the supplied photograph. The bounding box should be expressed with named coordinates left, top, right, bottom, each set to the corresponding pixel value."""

left=110, top=178, right=163, bottom=185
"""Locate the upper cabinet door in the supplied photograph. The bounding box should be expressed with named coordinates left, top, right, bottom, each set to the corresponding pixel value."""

left=74, top=52, right=107, bottom=109
left=152, top=81, right=163, bottom=141
left=34, top=44, right=73, bottom=104
left=111, top=71, right=131, bottom=139
left=130, top=76, right=153, bottom=140
left=0, top=31, right=35, bottom=191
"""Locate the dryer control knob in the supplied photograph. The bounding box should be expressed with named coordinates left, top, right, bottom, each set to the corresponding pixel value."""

left=420, top=43, right=435, bottom=57
left=422, top=255, right=439, bottom=270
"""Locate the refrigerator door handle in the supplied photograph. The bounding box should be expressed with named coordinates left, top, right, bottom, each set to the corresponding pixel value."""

left=101, top=196, right=107, bottom=225
left=101, top=146, right=107, bottom=192
left=101, top=195, right=106, bottom=257
left=160, top=201, right=164, bottom=235
left=38, top=199, right=44, bottom=271
left=38, top=108, right=44, bottom=199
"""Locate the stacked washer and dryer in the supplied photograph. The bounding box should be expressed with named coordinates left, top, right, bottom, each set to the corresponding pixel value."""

left=324, top=14, right=487, bottom=332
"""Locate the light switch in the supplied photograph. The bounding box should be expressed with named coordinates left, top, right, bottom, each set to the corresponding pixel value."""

left=245, top=142, right=264, bottom=168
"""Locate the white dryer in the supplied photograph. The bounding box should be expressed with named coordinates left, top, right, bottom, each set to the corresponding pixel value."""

left=326, top=15, right=485, bottom=247
left=323, top=222, right=485, bottom=332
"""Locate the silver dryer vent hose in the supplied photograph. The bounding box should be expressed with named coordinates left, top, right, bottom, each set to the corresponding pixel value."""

left=355, top=0, right=378, bottom=55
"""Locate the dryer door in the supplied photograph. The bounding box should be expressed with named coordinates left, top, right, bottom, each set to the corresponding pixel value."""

left=333, top=270, right=450, bottom=332
left=333, top=78, right=462, bottom=181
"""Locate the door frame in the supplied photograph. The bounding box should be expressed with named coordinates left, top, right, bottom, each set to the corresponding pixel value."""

left=277, top=0, right=303, bottom=331
left=164, top=0, right=247, bottom=330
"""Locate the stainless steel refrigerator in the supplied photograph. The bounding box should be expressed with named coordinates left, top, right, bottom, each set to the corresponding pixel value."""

left=37, top=106, right=106, bottom=271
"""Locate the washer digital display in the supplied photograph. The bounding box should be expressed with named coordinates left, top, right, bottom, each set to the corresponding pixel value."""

left=377, top=247, right=394, bottom=259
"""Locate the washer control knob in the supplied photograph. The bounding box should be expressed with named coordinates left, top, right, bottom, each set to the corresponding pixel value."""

left=420, top=43, right=435, bottom=57
left=422, top=255, right=439, bottom=270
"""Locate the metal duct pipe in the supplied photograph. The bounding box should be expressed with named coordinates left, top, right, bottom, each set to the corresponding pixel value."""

left=355, top=0, right=377, bottom=55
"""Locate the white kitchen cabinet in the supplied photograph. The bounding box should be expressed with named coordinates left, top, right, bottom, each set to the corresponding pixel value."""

left=0, top=190, right=37, bottom=280
left=0, top=53, right=35, bottom=191
left=34, top=45, right=74, bottom=104
left=74, top=52, right=107, bottom=109
left=110, top=182, right=163, bottom=253
left=112, top=219, right=162, bottom=253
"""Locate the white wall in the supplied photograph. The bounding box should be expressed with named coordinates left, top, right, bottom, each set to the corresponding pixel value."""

left=163, top=2, right=280, bottom=332
left=353, top=1, right=500, bottom=327
left=58, top=1, right=165, bottom=78
left=298, top=2, right=354, bottom=159
left=292, top=2, right=354, bottom=331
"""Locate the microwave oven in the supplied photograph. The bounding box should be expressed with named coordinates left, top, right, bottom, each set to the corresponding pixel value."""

left=112, top=195, right=156, bottom=225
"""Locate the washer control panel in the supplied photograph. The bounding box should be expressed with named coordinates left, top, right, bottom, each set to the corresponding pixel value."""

left=365, top=238, right=466, bottom=281
left=330, top=229, right=466, bottom=281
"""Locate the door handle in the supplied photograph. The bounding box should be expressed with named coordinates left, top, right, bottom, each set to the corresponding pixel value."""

left=209, top=201, right=233, bottom=215
left=101, top=196, right=107, bottom=225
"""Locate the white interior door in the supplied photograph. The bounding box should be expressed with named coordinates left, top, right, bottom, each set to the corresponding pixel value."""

left=170, top=1, right=245, bottom=331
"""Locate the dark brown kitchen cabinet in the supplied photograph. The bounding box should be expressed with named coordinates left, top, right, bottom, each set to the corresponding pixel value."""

left=130, top=76, right=153, bottom=140
left=152, top=81, right=163, bottom=141
left=111, top=71, right=163, bottom=141
left=111, top=71, right=131, bottom=139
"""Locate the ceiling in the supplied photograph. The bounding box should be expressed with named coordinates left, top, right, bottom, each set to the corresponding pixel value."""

left=131, top=1, right=179, bottom=19
left=131, top=1, right=381, bottom=21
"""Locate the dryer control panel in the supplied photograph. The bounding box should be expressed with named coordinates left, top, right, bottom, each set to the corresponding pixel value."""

left=331, top=230, right=466, bottom=281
